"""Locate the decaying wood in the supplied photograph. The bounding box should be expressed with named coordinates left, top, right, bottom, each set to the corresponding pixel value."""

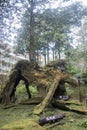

left=1, top=59, right=77, bottom=107
left=1, top=70, right=20, bottom=105
left=1, top=60, right=40, bottom=105
left=20, top=97, right=43, bottom=105
left=2, top=104, right=17, bottom=109
left=45, top=59, right=66, bottom=69
left=33, top=74, right=69, bottom=114
left=52, top=99, right=87, bottom=114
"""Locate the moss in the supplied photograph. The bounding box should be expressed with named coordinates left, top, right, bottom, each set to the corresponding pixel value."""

left=0, top=102, right=87, bottom=130
left=52, top=99, right=87, bottom=114
left=57, top=124, right=87, bottom=130
left=1, top=119, right=45, bottom=130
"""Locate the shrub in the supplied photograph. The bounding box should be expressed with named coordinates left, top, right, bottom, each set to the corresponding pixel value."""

left=82, top=72, right=87, bottom=84
left=16, top=85, right=38, bottom=100
left=66, top=66, right=80, bottom=75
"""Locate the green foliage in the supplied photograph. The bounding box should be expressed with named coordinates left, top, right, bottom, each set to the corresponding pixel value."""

left=16, top=84, right=38, bottom=100
left=82, top=72, right=87, bottom=84
left=66, top=86, right=74, bottom=95
left=77, top=118, right=87, bottom=128
left=29, top=86, right=38, bottom=95
left=15, top=85, right=27, bottom=101
left=16, top=1, right=87, bottom=62
left=66, top=66, right=80, bottom=75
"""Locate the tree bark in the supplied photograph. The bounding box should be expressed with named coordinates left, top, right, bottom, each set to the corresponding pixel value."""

left=47, top=45, right=49, bottom=63
left=44, top=54, right=46, bottom=65
left=28, top=0, right=36, bottom=61
left=52, top=48, right=55, bottom=61
left=58, top=49, right=61, bottom=60
left=33, top=74, right=64, bottom=115
left=1, top=70, right=19, bottom=105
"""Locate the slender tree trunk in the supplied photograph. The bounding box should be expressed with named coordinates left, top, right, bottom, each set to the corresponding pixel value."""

left=47, top=47, right=49, bottom=63
left=58, top=50, right=61, bottom=59
left=28, top=0, right=36, bottom=61
left=52, top=48, right=55, bottom=61
left=55, top=50, right=57, bottom=60
left=39, top=50, right=42, bottom=64
left=44, top=54, right=46, bottom=65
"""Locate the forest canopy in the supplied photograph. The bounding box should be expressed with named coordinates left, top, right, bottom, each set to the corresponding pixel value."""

left=0, top=0, right=87, bottom=74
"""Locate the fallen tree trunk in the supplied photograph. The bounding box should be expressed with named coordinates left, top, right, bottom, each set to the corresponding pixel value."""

left=52, top=99, right=87, bottom=114
left=33, top=74, right=69, bottom=114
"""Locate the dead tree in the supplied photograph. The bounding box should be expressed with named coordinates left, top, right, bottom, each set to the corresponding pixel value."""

left=1, top=60, right=40, bottom=105
left=33, top=74, right=63, bottom=114
left=1, top=59, right=77, bottom=107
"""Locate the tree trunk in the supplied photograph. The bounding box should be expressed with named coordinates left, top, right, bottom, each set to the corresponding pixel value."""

left=47, top=45, right=49, bottom=64
left=44, top=54, right=46, bottom=65
left=58, top=50, right=61, bottom=60
left=52, top=48, right=55, bottom=61
left=28, top=0, right=36, bottom=61
left=1, top=70, right=20, bottom=105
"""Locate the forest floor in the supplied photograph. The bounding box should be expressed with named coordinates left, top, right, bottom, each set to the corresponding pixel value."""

left=0, top=85, right=87, bottom=130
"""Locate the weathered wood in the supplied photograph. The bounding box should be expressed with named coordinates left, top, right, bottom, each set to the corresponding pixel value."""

left=1, top=60, right=40, bottom=105
left=52, top=99, right=87, bottom=114
left=20, top=97, right=43, bottom=105
left=1, top=59, right=77, bottom=107
left=33, top=74, right=69, bottom=114
left=1, top=70, right=21, bottom=105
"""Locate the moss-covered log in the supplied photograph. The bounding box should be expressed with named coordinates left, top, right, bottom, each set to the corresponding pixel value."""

left=52, top=99, right=87, bottom=114
left=33, top=74, right=70, bottom=114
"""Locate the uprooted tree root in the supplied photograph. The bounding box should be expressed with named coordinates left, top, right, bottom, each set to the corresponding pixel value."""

left=1, top=60, right=78, bottom=112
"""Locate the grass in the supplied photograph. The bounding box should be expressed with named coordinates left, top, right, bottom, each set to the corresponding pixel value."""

left=77, top=118, right=87, bottom=128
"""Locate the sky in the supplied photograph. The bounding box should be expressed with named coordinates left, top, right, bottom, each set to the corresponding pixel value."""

left=50, top=0, right=87, bottom=8
left=76, top=0, right=87, bottom=5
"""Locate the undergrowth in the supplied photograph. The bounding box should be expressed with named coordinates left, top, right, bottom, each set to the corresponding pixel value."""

left=77, top=118, right=87, bottom=128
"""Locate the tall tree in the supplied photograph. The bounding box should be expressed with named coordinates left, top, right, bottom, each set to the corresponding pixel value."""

left=15, top=1, right=87, bottom=63
left=26, top=0, right=51, bottom=61
left=0, top=0, right=25, bottom=44
left=78, top=21, right=87, bottom=72
left=27, top=0, right=35, bottom=60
